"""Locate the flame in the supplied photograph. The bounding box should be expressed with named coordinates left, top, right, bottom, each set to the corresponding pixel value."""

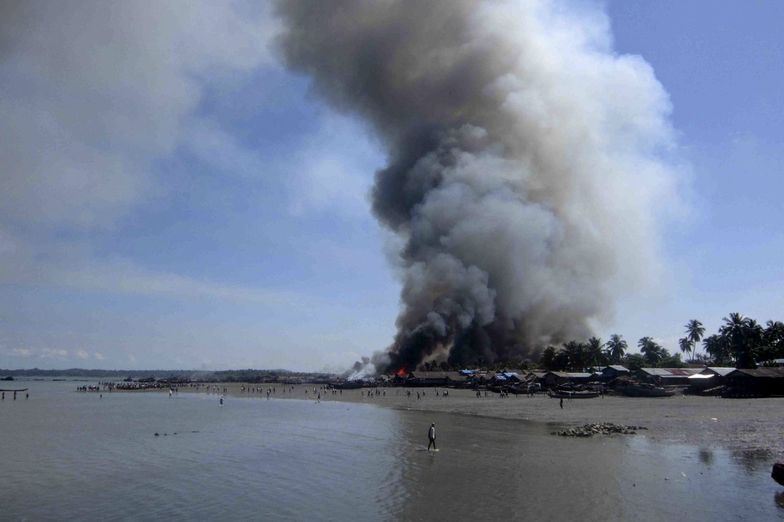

left=395, top=367, right=408, bottom=378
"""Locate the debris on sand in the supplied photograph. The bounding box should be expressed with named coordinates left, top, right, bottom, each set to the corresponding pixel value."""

left=552, top=423, right=648, bottom=437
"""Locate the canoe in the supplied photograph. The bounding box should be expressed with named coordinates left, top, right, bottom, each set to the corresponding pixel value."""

left=619, top=384, right=674, bottom=397
left=548, top=390, right=599, bottom=399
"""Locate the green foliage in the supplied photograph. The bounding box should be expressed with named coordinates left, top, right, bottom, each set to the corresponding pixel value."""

left=605, top=334, right=627, bottom=364
left=623, top=353, right=645, bottom=371
left=539, top=346, right=557, bottom=370
left=638, top=336, right=664, bottom=365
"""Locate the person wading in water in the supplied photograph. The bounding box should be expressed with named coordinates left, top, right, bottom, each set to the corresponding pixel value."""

left=427, top=423, right=437, bottom=451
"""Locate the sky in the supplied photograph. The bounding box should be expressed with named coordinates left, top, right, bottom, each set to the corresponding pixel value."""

left=1, top=0, right=782, bottom=371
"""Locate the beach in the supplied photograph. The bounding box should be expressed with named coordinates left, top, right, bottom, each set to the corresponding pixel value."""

left=4, top=379, right=784, bottom=520
left=201, top=383, right=784, bottom=457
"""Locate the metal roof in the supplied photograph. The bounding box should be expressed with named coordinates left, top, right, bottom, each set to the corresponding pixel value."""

left=639, top=368, right=702, bottom=377
left=729, top=368, right=784, bottom=378
left=700, top=367, right=735, bottom=377
left=605, top=365, right=629, bottom=372
left=688, top=373, right=714, bottom=380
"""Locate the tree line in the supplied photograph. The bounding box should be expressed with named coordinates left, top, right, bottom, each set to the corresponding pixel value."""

left=539, top=313, right=784, bottom=372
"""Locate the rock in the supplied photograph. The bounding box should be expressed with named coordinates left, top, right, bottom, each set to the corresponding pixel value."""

left=552, top=422, right=647, bottom=437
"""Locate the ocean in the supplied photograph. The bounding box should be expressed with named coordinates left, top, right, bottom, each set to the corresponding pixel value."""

left=1, top=380, right=781, bottom=521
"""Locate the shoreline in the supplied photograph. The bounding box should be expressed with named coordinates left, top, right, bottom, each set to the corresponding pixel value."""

left=165, top=383, right=784, bottom=457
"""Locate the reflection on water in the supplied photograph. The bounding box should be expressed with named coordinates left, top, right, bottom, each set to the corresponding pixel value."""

left=1, top=380, right=782, bottom=521
left=776, top=491, right=784, bottom=510
left=731, top=448, right=775, bottom=474
left=698, top=448, right=714, bottom=465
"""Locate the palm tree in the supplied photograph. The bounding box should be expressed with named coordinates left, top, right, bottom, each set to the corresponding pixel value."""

left=605, top=334, right=627, bottom=364
left=761, top=320, right=784, bottom=363
left=685, top=319, right=705, bottom=358
left=562, top=341, right=585, bottom=371
left=638, top=336, right=663, bottom=366
left=586, top=337, right=606, bottom=368
left=678, top=337, right=692, bottom=360
left=719, top=313, right=762, bottom=368
left=703, top=334, right=730, bottom=365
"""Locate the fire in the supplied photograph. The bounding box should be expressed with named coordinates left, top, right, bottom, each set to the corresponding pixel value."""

left=395, top=367, right=408, bottom=378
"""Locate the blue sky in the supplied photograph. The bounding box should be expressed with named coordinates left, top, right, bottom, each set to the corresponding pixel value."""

left=1, top=0, right=782, bottom=370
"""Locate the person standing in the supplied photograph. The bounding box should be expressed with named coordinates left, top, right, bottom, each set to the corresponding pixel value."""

left=427, top=423, right=437, bottom=451
left=559, top=397, right=564, bottom=409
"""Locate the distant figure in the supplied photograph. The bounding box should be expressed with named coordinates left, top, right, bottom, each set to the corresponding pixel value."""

left=317, top=393, right=321, bottom=403
left=1, top=392, right=4, bottom=400
left=559, top=397, right=563, bottom=409
left=416, top=392, right=420, bottom=400
left=219, top=395, right=224, bottom=407
left=25, top=393, right=29, bottom=399
left=169, top=389, right=173, bottom=398
left=100, top=394, right=102, bottom=399
left=13, top=391, right=17, bottom=400
left=427, top=423, right=437, bottom=451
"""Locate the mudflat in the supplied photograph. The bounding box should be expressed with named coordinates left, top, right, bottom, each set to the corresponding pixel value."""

left=211, top=383, right=784, bottom=456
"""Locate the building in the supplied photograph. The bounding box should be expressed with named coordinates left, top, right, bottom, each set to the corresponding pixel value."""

left=405, top=371, right=467, bottom=387
left=724, top=367, right=784, bottom=397
left=601, top=365, right=630, bottom=380
left=636, top=368, right=702, bottom=386
left=542, top=371, right=592, bottom=389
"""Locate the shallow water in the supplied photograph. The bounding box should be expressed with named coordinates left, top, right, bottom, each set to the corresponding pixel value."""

left=1, top=380, right=782, bottom=521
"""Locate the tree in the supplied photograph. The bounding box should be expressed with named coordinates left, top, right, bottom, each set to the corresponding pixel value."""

left=605, top=334, right=627, bottom=364
left=540, top=346, right=556, bottom=371
left=562, top=341, right=585, bottom=371
left=719, top=313, right=763, bottom=369
left=703, top=334, right=731, bottom=366
left=684, top=319, right=705, bottom=358
left=660, top=350, right=684, bottom=368
left=623, top=353, right=645, bottom=371
left=586, top=337, right=607, bottom=368
left=678, top=337, right=692, bottom=360
left=761, top=320, right=784, bottom=363
left=638, top=337, right=664, bottom=366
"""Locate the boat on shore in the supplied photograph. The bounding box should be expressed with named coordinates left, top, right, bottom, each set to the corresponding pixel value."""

left=548, top=390, right=600, bottom=399
left=618, top=383, right=674, bottom=397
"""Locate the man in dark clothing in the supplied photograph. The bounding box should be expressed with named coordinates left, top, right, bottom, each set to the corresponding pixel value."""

left=427, top=423, right=437, bottom=451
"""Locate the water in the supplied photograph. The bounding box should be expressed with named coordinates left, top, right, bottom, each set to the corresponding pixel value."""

left=1, top=380, right=782, bottom=521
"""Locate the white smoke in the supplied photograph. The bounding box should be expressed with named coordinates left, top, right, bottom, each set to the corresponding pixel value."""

left=275, top=0, right=680, bottom=372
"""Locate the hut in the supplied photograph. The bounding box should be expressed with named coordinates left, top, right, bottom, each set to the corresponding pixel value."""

left=542, top=371, right=592, bottom=389
left=724, top=368, right=784, bottom=397
left=602, top=365, right=630, bottom=380
left=406, top=371, right=467, bottom=387
left=636, top=368, right=702, bottom=386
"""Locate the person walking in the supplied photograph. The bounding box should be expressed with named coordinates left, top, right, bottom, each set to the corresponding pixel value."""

left=559, top=397, right=564, bottom=409
left=427, top=423, right=437, bottom=451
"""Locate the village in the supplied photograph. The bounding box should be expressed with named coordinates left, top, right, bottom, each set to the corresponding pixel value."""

left=86, top=361, right=784, bottom=400
left=340, top=363, right=784, bottom=399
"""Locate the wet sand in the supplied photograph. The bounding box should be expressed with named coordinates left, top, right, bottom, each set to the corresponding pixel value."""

left=211, top=383, right=784, bottom=456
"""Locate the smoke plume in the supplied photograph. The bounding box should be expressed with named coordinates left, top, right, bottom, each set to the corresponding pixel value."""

left=275, top=0, right=677, bottom=372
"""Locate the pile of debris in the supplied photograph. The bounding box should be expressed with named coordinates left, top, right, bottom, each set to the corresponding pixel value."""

left=552, top=422, right=648, bottom=437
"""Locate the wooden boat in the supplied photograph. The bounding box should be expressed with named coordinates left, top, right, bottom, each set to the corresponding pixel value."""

left=0, top=388, right=29, bottom=392
left=619, top=383, right=674, bottom=397
left=548, top=390, right=599, bottom=399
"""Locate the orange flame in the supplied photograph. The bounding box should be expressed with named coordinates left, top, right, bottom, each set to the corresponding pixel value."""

left=395, top=367, right=408, bottom=378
